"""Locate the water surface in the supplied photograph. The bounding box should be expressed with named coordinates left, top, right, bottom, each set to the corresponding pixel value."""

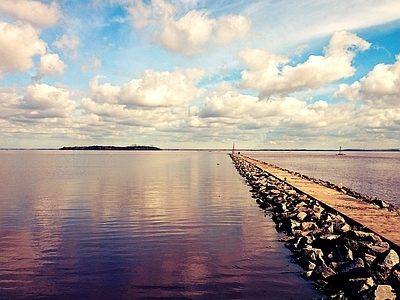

left=0, top=151, right=322, bottom=299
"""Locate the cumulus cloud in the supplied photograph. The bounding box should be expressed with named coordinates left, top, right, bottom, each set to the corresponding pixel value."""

left=88, top=68, right=205, bottom=107
left=240, top=31, right=371, bottom=98
left=0, top=84, right=76, bottom=121
left=0, top=0, right=63, bottom=27
left=334, top=55, right=400, bottom=106
left=192, top=85, right=387, bottom=148
left=19, top=84, right=76, bottom=118
left=77, top=68, right=207, bottom=138
left=122, top=0, right=251, bottom=56
left=194, top=83, right=329, bottom=131
left=32, top=53, right=66, bottom=81
left=215, top=15, right=251, bottom=44
left=53, top=34, right=80, bottom=58
left=0, top=21, right=46, bottom=76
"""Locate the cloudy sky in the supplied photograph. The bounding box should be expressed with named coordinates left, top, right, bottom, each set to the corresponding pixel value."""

left=1, top=0, right=400, bottom=149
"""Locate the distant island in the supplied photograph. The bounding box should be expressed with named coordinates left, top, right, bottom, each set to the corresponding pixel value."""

left=59, top=145, right=161, bottom=151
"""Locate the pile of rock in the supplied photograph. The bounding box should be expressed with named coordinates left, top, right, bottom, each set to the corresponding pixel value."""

left=230, top=154, right=399, bottom=299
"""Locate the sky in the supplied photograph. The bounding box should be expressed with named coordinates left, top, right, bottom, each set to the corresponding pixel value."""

left=1, top=0, right=400, bottom=149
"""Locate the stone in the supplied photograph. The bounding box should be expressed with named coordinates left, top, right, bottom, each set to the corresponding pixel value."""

left=270, top=189, right=281, bottom=195
left=337, top=258, right=366, bottom=276
left=275, top=203, right=286, bottom=213
left=297, top=211, right=307, bottom=221
left=300, top=247, right=324, bottom=264
left=293, top=236, right=310, bottom=249
left=334, top=214, right=346, bottom=223
left=373, top=199, right=390, bottom=209
left=372, top=249, right=400, bottom=282
left=364, top=253, right=377, bottom=268
left=301, top=221, right=318, bottom=231
left=303, top=270, right=313, bottom=278
left=331, top=244, right=354, bottom=262
left=373, top=249, right=399, bottom=270
left=389, top=269, right=400, bottom=289
left=366, top=244, right=390, bottom=255
left=348, top=230, right=376, bottom=241
left=334, top=222, right=351, bottom=233
left=343, top=277, right=375, bottom=295
left=304, top=260, right=317, bottom=271
left=314, top=263, right=336, bottom=279
left=360, top=285, right=396, bottom=300
left=280, top=219, right=301, bottom=232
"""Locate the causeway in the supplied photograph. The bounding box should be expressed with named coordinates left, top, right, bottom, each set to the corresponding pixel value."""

left=237, top=154, right=400, bottom=249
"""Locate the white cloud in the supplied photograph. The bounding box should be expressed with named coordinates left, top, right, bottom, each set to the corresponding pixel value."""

left=88, top=76, right=121, bottom=104
left=244, top=0, right=400, bottom=52
left=123, top=0, right=251, bottom=56
left=53, top=34, right=80, bottom=58
left=32, top=53, right=66, bottom=81
left=19, top=84, right=76, bottom=118
left=0, top=0, right=63, bottom=27
left=0, top=21, right=46, bottom=76
left=334, top=55, right=400, bottom=106
left=88, top=68, right=205, bottom=107
left=215, top=15, right=251, bottom=44
left=0, top=84, right=76, bottom=122
left=154, top=10, right=214, bottom=56
left=240, top=31, right=371, bottom=98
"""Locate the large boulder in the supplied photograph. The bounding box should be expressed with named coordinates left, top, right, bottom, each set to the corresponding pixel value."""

left=337, top=258, right=367, bottom=277
left=372, top=249, right=400, bottom=283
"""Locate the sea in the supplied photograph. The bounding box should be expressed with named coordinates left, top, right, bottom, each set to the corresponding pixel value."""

left=1, top=150, right=397, bottom=299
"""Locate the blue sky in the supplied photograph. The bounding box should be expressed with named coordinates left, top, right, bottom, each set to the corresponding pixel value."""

left=1, top=0, right=400, bottom=149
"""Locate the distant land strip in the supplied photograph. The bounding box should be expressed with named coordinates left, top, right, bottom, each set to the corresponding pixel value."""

left=59, top=145, right=161, bottom=151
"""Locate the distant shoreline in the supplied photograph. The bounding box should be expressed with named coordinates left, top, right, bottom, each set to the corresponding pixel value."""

left=59, top=145, right=161, bottom=151
left=0, top=147, right=399, bottom=152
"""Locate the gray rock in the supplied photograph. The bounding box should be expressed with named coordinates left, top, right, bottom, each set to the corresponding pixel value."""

left=337, top=258, right=366, bottom=275
left=364, top=253, right=377, bottom=268
left=314, top=263, right=336, bottom=279
left=366, top=243, right=391, bottom=255
left=331, top=244, right=354, bottom=262
left=300, top=247, right=324, bottom=264
left=334, top=222, right=351, bottom=233
left=348, top=230, right=375, bottom=239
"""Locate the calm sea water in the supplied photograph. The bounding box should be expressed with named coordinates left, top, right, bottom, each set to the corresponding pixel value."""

left=0, top=151, right=323, bottom=300
left=242, top=151, right=400, bottom=207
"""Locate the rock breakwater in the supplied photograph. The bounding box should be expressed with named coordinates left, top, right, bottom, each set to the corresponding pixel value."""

left=230, top=154, right=399, bottom=299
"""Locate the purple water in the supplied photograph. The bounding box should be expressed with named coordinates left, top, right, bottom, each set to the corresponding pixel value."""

left=0, top=150, right=323, bottom=299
